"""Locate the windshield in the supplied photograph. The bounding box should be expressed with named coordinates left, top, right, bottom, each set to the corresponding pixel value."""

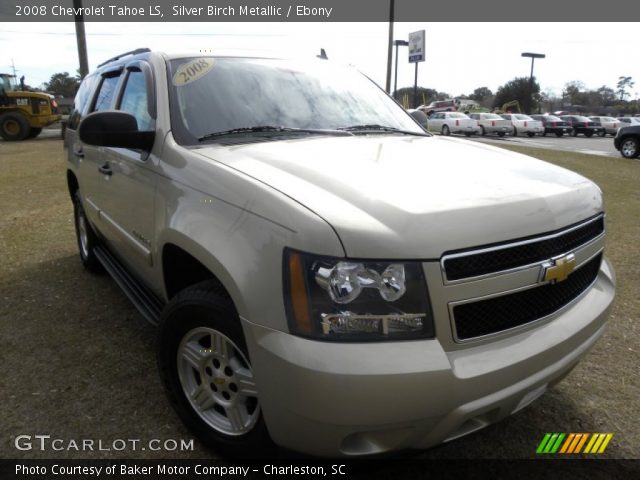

left=168, top=57, right=424, bottom=144
left=514, top=114, right=533, bottom=120
left=0, top=74, right=15, bottom=93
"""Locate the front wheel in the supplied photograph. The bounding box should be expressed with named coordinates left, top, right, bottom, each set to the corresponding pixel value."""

left=0, top=113, right=29, bottom=141
left=620, top=137, right=639, bottom=158
left=27, top=127, right=42, bottom=139
left=157, top=281, right=274, bottom=457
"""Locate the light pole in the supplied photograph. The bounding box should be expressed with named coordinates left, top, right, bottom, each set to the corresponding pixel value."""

left=521, top=52, right=545, bottom=113
left=393, top=40, right=409, bottom=100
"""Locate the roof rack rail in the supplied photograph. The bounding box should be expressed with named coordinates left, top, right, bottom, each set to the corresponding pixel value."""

left=97, top=48, right=151, bottom=68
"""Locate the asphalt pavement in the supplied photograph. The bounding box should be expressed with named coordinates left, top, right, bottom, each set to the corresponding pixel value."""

left=469, top=133, right=620, bottom=158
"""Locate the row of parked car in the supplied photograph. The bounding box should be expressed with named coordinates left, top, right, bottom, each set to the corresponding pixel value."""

left=415, top=111, right=640, bottom=139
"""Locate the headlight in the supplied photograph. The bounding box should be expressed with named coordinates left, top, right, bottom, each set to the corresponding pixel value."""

left=283, top=249, right=434, bottom=341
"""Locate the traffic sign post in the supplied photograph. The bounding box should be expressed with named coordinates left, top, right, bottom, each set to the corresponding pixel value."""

left=408, top=30, right=425, bottom=108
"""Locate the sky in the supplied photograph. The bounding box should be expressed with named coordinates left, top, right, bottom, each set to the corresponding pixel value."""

left=0, top=22, right=638, bottom=100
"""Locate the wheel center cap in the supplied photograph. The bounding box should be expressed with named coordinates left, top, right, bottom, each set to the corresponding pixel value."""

left=214, top=377, right=225, bottom=385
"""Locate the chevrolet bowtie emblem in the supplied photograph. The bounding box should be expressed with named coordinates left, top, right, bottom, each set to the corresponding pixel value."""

left=542, top=253, right=577, bottom=283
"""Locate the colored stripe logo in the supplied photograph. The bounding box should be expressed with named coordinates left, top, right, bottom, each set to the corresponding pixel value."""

left=536, top=433, right=613, bottom=454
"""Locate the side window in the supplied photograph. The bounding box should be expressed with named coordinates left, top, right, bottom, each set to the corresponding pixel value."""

left=93, top=74, right=121, bottom=111
left=68, top=74, right=98, bottom=130
left=118, top=70, right=154, bottom=131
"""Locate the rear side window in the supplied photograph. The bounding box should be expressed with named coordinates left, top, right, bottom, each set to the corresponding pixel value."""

left=119, top=70, right=153, bottom=130
left=93, top=75, right=121, bottom=111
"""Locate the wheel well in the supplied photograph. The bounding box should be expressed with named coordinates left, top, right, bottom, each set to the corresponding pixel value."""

left=67, top=170, right=79, bottom=199
left=162, top=244, right=229, bottom=301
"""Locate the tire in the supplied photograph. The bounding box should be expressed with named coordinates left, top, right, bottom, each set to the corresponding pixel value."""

left=585, top=132, right=593, bottom=138
left=555, top=132, right=564, bottom=137
left=619, top=137, right=639, bottom=158
left=0, top=112, right=29, bottom=141
left=570, top=129, right=578, bottom=137
left=512, top=127, right=518, bottom=137
left=527, top=132, right=535, bottom=137
left=597, top=130, right=606, bottom=137
left=157, top=281, right=274, bottom=458
left=464, top=132, right=472, bottom=137
left=27, top=127, right=42, bottom=139
left=73, top=192, right=103, bottom=273
left=497, top=132, right=505, bottom=137
left=542, top=131, right=547, bottom=137
left=441, top=125, right=450, bottom=136
left=480, top=126, right=486, bottom=136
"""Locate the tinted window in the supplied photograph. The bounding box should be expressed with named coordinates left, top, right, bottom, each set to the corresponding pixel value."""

left=93, top=75, right=121, bottom=112
left=119, top=70, right=153, bottom=130
left=68, top=74, right=99, bottom=129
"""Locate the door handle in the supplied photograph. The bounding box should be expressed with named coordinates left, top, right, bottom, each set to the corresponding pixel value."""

left=98, top=163, right=113, bottom=176
left=73, top=148, right=84, bottom=158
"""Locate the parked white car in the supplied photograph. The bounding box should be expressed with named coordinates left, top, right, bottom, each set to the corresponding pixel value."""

left=617, top=117, right=640, bottom=127
left=589, top=116, right=621, bottom=136
left=427, top=112, right=479, bottom=136
left=500, top=114, right=544, bottom=137
left=468, top=113, right=513, bottom=137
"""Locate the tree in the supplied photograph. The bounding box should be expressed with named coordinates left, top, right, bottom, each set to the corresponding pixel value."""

left=616, top=76, right=635, bottom=101
left=394, top=87, right=442, bottom=109
left=44, top=72, right=80, bottom=97
left=596, top=85, right=616, bottom=106
left=469, top=87, right=493, bottom=103
left=493, top=77, right=541, bottom=113
left=562, top=80, right=586, bottom=105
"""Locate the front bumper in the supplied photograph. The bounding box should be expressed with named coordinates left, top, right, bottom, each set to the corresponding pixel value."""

left=241, top=258, right=615, bottom=457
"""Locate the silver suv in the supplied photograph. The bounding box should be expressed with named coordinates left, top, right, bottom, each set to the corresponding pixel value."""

left=65, top=49, right=615, bottom=457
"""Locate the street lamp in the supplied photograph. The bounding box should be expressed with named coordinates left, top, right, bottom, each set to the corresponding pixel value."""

left=393, top=40, right=409, bottom=100
left=521, top=52, right=545, bottom=113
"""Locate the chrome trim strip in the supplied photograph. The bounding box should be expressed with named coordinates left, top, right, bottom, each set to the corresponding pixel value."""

left=447, top=249, right=603, bottom=344
left=440, top=214, right=605, bottom=284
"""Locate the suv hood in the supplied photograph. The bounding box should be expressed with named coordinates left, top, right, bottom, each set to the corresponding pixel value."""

left=194, top=135, right=602, bottom=258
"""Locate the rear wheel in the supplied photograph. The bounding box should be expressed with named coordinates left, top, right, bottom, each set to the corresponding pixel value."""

left=157, top=281, right=274, bottom=457
left=620, top=137, right=639, bottom=158
left=542, top=131, right=547, bottom=137
left=441, top=125, right=450, bottom=136
left=0, top=113, right=29, bottom=141
left=73, top=192, right=103, bottom=273
left=497, top=132, right=505, bottom=137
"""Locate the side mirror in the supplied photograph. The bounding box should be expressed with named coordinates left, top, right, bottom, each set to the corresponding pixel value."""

left=78, top=110, right=154, bottom=150
left=407, top=109, right=429, bottom=129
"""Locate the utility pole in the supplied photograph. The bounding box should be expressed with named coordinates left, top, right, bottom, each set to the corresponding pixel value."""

left=385, top=0, right=394, bottom=93
left=74, top=0, right=89, bottom=79
left=10, top=59, right=17, bottom=77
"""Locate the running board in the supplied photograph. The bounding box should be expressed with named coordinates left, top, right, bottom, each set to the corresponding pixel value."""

left=94, top=246, right=164, bottom=326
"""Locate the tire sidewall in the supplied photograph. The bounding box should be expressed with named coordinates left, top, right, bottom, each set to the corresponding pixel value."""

left=157, top=293, right=273, bottom=457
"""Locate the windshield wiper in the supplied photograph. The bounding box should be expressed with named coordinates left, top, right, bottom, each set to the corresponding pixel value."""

left=337, top=124, right=429, bottom=136
left=198, top=126, right=353, bottom=142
